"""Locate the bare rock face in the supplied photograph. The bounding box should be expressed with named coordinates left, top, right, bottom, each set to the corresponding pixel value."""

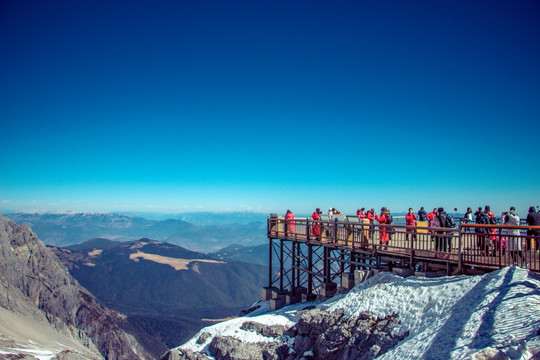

left=160, top=308, right=407, bottom=360
left=0, top=215, right=153, bottom=360
left=284, top=309, right=408, bottom=360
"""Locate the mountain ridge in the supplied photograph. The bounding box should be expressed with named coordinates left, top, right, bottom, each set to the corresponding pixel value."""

left=4, top=211, right=266, bottom=251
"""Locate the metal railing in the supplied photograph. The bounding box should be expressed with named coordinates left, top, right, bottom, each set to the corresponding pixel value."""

left=267, top=216, right=540, bottom=273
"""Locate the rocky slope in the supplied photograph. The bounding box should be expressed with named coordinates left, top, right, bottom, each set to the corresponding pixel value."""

left=0, top=214, right=153, bottom=359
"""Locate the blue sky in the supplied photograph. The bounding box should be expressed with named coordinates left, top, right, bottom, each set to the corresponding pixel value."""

left=1, top=0, right=539, bottom=217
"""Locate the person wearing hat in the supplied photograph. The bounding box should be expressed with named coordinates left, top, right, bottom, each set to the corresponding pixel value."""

left=503, top=207, right=523, bottom=266
left=374, top=207, right=391, bottom=250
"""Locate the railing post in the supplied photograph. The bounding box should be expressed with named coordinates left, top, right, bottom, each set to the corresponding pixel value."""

left=333, top=218, right=338, bottom=245
left=410, top=225, right=414, bottom=269
left=370, top=223, right=375, bottom=252
left=458, top=225, right=462, bottom=273
left=498, top=228, right=502, bottom=269
left=306, top=218, right=310, bottom=240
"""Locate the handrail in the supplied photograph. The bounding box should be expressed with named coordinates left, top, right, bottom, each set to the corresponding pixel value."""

left=461, top=224, right=540, bottom=230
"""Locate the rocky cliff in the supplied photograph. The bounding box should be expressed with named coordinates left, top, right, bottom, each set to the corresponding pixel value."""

left=0, top=214, right=153, bottom=359
left=160, top=308, right=406, bottom=360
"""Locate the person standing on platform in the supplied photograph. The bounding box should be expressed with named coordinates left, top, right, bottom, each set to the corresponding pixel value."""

left=406, top=208, right=418, bottom=241
left=475, top=209, right=491, bottom=256
left=485, top=205, right=497, bottom=245
left=526, top=206, right=540, bottom=252
left=375, top=207, right=390, bottom=250
left=366, top=209, right=375, bottom=223
left=357, top=208, right=366, bottom=218
left=435, top=207, right=451, bottom=252
left=285, top=210, right=295, bottom=236
left=427, top=208, right=437, bottom=227
left=311, top=208, right=320, bottom=238
left=463, top=207, right=473, bottom=223
left=418, top=207, right=427, bottom=222
left=362, top=208, right=375, bottom=244
left=503, top=207, right=523, bottom=266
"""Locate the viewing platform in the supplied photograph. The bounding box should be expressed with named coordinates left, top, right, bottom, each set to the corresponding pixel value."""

left=263, top=214, right=540, bottom=309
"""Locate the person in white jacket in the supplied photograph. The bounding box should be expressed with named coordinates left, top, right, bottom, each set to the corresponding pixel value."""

left=502, top=207, right=523, bottom=266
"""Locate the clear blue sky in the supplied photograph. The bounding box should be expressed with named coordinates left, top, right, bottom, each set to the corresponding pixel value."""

left=1, top=0, right=539, bottom=217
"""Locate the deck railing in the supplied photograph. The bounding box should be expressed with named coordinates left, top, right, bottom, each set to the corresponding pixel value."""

left=267, top=216, right=540, bottom=273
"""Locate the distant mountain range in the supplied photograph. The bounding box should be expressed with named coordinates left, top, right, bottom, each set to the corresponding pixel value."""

left=4, top=211, right=268, bottom=252
left=211, top=243, right=269, bottom=266
left=50, top=238, right=269, bottom=358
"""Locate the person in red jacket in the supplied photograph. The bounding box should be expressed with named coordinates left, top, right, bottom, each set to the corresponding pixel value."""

left=375, top=207, right=390, bottom=250
left=405, top=207, right=418, bottom=241
left=311, top=208, right=320, bottom=238
left=285, top=210, right=295, bottom=235
left=365, top=209, right=375, bottom=223
left=426, top=208, right=436, bottom=227
left=485, top=205, right=497, bottom=242
left=356, top=208, right=366, bottom=218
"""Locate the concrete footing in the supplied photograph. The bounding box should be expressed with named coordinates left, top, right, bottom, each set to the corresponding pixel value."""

left=415, top=271, right=439, bottom=278
left=354, top=269, right=373, bottom=285
left=393, top=268, right=414, bottom=277
left=261, top=286, right=279, bottom=301
left=286, top=287, right=307, bottom=305
left=341, top=272, right=355, bottom=290
left=319, top=282, right=337, bottom=297
left=302, top=293, right=317, bottom=302
left=269, top=298, right=285, bottom=311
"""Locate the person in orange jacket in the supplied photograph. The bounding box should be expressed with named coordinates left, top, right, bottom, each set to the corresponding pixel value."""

left=405, top=207, right=418, bottom=241
left=375, top=207, right=390, bottom=250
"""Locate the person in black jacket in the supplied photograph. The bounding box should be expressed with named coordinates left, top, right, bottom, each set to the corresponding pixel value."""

left=526, top=206, right=540, bottom=252
left=475, top=210, right=491, bottom=256
left=436, top=207, right=452, bottom=253
left=418, top=207, right=427, bottom=222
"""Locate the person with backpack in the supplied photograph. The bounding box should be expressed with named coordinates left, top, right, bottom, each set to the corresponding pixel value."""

left=375, top=207, right=391, bottom=250
left=503, top=207, right=523, bottom=266
left=435, top=207, right=452, bottom=252
left=475, top=209, right=491, bottom=256
left=485, top=205, right=497, bottom=243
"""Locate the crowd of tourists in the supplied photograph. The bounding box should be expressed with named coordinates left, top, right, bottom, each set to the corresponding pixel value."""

left=282, top=205, right=540, bottom=264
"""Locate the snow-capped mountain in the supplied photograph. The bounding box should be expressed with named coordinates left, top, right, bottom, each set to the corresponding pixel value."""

left=163, top=267, right=540, bottom=360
